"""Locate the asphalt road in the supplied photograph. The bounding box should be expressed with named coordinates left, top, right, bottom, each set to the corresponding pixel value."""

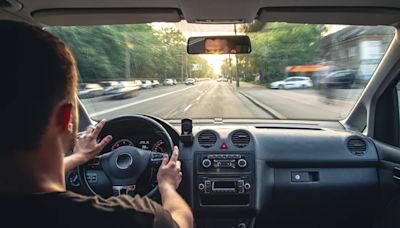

left=81, top=81, right=363, bottom=121
left=237, top=82, right=361, bottom=120
left=82, top=81, right=272, bottom=121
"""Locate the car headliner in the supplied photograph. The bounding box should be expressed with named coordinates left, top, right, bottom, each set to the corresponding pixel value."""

left=1, top=0, right=400, bottom=27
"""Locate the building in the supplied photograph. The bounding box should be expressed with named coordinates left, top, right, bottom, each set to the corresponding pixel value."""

left=317, top=26, right=394, bottom=79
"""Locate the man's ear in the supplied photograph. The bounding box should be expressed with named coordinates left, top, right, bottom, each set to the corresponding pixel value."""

left=58, top=103, right=73, bottom=133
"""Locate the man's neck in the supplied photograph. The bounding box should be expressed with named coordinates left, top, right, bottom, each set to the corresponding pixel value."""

left=0, top=148, right=66, bottom=194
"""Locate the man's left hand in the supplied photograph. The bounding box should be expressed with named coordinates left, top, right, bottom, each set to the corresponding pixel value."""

left=64, top=119, right=112, bottom=172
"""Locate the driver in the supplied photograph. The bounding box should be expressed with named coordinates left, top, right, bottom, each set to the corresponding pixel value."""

left=0, top=20, right=193, bottom=228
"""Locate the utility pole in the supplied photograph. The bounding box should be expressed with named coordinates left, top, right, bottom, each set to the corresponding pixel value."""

left=125, top=40, right=130, bottom=80
left=181, top=54, right=184, bottom=83
left=228, top=54, right=232, bottom=83
left=234, top=24, right=240, bottom=87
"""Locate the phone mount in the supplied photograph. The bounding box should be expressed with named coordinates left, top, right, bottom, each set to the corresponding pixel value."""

left=180, top=118, right=194, bottom=146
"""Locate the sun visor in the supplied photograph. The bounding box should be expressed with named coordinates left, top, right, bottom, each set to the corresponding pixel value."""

left=32, top=8, right=182, bottom=26
left=258, top=7, right=400, bottom=26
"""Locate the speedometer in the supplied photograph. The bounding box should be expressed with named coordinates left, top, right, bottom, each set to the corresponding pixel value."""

left=152, top=140, right=166, bottom=153
left=112, top=139, right=134, bottom=151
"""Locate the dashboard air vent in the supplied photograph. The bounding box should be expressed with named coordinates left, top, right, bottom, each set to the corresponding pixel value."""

left=347, top=138, right=367, bottom=156
left=231, top=130, right=251, bottom=148
left=198, top=131, right=217, bottom=148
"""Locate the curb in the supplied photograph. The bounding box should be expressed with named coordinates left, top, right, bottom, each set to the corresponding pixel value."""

left=238, top=90, right=287, bottom=120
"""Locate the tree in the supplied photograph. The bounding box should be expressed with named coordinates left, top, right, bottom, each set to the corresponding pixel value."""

left=46, top=24, right=215, bottom=82
left=239, top=22, right=323, bottom=82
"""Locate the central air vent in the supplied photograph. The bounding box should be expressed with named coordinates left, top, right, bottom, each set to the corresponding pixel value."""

left=347, top=138, right=367, bottom=156
left=231, top=130, right=251, bottom=148
left=198, top=131, right=217, bottom=148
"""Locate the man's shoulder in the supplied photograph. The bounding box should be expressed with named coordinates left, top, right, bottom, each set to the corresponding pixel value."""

left=1, top=191, right=177, bottom=228
left=55, top=191, right=179, bottom=228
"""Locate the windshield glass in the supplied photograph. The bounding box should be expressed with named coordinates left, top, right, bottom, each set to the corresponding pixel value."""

left=46, top=22, right=395, bottom=121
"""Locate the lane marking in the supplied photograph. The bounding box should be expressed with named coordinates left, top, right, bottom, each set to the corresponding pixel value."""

left=90, top=86, right=194, bottom=117
left=183, top=104, right=193, bottom=112
left=196, top=93, right=205, bottom=101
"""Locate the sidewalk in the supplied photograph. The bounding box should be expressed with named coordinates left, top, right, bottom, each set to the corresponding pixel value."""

left=233, top=81, right=357, bottom=120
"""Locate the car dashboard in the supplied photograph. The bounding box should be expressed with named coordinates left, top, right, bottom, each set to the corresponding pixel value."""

left=67, top=118, right=378, bottom=228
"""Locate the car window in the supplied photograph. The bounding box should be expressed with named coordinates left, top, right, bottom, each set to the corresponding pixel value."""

left=46, top=22, right=395, bottom=123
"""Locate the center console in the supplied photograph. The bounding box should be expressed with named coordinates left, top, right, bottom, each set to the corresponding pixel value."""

left=194, top=151, right=255, bottom=228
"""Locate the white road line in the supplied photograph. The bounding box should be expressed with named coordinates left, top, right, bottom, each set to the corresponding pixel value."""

left=90, top=86, right=193, bottom=117
left=183, top=104, right=193, bottom=112
left=196, top=93, right=204, bottom=101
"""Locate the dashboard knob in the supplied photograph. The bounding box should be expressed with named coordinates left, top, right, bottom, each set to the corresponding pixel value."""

left=202, top=159, right=212, bottom=168
left=198, top=183, right=205, bottom=191
left=244, top=183, right=251, bottom=190
left=238, top=223, right=246, bottom=228
left=237, top=159, right=247, bottom=168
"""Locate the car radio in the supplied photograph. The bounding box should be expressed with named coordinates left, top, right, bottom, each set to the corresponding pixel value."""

left=194, top=152, right=254, bottom=208
left=201, top=154, right=248, bottom=169
left=197, top=176, right=252, bottom=194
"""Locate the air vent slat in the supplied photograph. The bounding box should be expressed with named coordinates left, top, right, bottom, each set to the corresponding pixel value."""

left=347, top=138, right=367, bottom=156
left=198, top=131, right=217, bottom=148
left=231, top=130, right=250, bottom=148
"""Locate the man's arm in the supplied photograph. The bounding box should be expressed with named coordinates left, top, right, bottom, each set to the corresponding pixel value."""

left=157, top=147, right=194, bottom=228
left=64, top=119, right=112, bottom=172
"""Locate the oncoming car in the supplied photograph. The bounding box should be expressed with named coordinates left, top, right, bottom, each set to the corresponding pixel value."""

left=3, top=1, right=400, bottom=228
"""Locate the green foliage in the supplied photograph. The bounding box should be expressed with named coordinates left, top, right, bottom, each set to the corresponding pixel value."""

left=237, top=22, right=323, bottom=83
left=46, top=25, right=214, bottom=82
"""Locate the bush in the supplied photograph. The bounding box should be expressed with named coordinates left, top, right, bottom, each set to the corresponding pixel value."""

left=244, top=74, right=256, bottom=82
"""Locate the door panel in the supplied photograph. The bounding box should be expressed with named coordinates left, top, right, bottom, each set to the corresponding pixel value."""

left=374, top=140, right=400, bottom=228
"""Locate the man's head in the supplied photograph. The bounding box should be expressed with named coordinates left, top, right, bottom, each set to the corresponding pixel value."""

left=204, top=38, right=230, bottom=54
left=0, top=20, right=79, bottom=158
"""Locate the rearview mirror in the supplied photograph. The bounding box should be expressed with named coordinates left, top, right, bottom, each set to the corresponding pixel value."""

left=187, top=36, right=251, bottom=54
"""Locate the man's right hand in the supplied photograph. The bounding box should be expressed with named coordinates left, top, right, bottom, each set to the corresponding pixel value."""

left=156, top=146, right=193, bottom=228
left=157, top=146, right=182, bottom=191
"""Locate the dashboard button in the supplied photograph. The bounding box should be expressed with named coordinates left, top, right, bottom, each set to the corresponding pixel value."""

left=237, top=159, right=247, bottom=168
left=202, top=159, right=212, bottom=168
left=198, top=183, right=205, bottom=191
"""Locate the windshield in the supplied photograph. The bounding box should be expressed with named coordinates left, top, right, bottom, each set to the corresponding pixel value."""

left=46, top=22, right=395, bottom=121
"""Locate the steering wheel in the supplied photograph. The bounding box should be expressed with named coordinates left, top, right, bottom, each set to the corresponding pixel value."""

left=78, top=115, right=174, bottom=198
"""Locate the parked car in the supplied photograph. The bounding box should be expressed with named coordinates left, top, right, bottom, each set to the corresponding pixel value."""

left=185, top=78, right=196, bottom=85
left=78, top=83, right=104, bottom=99
left=270, top=76, right=313, bottom=89
left=151, top=80, right=160, bottom=87
left=109, top=81, right=140, bottom=99
left=217, top=77, right=228, bottom=82
left=163, top=79, right=174, bottom=86
left=141, top=80, right=153, bottom=89
left=321, top=70, right=356, bottom=89
left=101, top=81, right=123, bottom=95
left=134, top=80, right=143, bottom=87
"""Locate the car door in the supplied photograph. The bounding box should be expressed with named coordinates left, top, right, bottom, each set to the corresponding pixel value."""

left=371, top=80, right=400, bottom=228
left=284, top=78, right=296, bottom=89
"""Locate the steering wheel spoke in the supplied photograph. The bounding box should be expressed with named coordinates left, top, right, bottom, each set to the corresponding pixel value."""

left=86, top=156, right=103, bottom=170
left=112, top=185, right=136, bottom=195
left=150, top=152, right=164, bottom=167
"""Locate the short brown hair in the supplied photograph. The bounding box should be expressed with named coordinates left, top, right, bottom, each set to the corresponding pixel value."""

left=0, top=20, right=78, bottom=155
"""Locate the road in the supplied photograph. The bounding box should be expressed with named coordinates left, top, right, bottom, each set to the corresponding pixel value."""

left=82, top=81, right=272, bottom=120
left=81, top=81, right=362, bottom=121
left=237, top=82, right=361, bottom=120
